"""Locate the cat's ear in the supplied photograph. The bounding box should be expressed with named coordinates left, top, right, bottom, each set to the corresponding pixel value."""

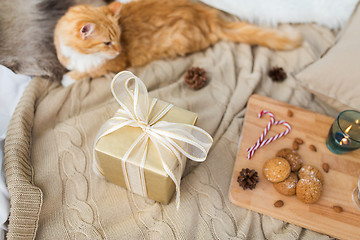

left=80, top=23, right=95, bottom=40
left=108, top=2, right=122, bottom=18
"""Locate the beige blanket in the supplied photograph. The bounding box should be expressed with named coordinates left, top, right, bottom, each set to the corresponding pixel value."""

left=5, top=23, right=338, bottom=239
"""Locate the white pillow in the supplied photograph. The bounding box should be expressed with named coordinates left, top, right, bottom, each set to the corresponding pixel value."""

left=200, top=0, right=359, bottom=30
left=295, top=3, right=360, bottom=111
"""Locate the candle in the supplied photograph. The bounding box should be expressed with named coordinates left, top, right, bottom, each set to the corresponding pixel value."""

left=335, top=132, right=350, bottom=146
left=334, top=125, right=352, bottom=146
left=326, top=111, right=360, bottom=154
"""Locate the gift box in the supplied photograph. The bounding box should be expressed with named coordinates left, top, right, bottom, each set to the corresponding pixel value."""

left=94, top=71, right=212, bottom=206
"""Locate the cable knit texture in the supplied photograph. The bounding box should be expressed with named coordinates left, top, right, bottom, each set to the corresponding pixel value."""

left=5, top=23, right=338, bottom=239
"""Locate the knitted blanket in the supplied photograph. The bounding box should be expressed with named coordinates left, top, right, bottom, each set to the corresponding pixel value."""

left=5, top=23, right=337, bottom=239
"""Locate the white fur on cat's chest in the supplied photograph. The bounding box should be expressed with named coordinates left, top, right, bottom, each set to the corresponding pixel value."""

left=59, top=40, right=112, bottom=73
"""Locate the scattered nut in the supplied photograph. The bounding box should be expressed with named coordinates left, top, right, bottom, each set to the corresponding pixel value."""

left=322, top=163, right=330, bottom=173
left=287, top=110, right=294, bottom=117
left=292, top=141, right=299, bottom=150
left=333, top=205, right=343, bottom=213
left=274, top=200, right=284, bottom=208
left=295, top=138, right=304, bottom=145
left=309, top=144, right=317, bottom=152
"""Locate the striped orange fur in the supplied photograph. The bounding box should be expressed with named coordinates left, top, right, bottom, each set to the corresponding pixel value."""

left=54, top=0, right=302, bottom=81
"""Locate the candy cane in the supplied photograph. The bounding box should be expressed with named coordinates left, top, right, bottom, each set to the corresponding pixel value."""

left=247, top=111, right=275, bottom=154
left=247, top=110, right=291, bottom=160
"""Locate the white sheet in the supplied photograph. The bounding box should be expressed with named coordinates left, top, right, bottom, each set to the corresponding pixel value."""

left=0, top=65, right=31, bottom=239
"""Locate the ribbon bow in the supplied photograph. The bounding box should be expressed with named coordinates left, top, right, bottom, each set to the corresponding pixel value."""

left=94, top=71, right=213, bottom=208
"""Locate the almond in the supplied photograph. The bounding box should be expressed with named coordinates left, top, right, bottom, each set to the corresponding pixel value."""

left=309, top=144, right=317, bottom=152
left=287, top=110, right=294, bottom=117
left=292, top=141, right=299, bottom=150
left=322, top=163, right=330, bottom=173
left=333, top=205, right=343, bottom=213
left=295, top=138, right=304, bottom=145
left=274, top=200, right=284, bottom=208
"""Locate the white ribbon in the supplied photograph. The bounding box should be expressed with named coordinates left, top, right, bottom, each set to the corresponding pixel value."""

left=94, top=71, right=213, bottom=208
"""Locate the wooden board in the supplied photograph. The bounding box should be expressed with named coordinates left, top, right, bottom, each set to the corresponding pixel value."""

left=229, top=94, right=360, bottom=240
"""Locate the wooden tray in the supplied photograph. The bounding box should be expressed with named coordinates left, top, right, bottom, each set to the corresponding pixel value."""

left=229, top=94, right=360, bottom=240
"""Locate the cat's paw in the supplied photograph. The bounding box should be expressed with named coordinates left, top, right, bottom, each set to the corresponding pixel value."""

left=61, top=73, right=76, bottom=87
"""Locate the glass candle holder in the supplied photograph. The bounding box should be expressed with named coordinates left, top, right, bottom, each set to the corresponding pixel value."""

left=326, top=110, right=360, bottom=154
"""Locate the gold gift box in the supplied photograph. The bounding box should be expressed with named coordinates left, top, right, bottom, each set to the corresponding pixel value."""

left=95, top=99, right=198, bottom=204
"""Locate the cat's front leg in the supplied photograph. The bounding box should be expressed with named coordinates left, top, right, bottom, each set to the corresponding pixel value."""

left=105, top=54, right=128, bottom=73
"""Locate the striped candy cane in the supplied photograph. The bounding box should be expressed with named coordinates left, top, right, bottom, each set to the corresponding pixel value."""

left=247, top=111, right=275, bottom=156
left=247, top=110, right=291, bottom=159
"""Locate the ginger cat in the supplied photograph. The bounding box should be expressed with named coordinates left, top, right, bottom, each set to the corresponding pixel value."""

left=54, top=0, right=302, bottom=85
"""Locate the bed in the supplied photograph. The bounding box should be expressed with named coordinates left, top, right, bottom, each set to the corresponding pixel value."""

left=1, top=0, right=360, bottom=239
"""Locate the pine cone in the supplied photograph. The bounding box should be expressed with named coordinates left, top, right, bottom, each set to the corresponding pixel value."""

left=184, top=67, right=207, bottom=90
left=268, top=67, right=287, bottom=82
left=237, top=168, right=259, bottom=190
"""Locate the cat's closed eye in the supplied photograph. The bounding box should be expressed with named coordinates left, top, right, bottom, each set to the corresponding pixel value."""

left=104, top=41, right=112, bottom=46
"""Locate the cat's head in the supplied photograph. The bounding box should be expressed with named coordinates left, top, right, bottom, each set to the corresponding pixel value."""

left=56, top=2, right=123, bottom=58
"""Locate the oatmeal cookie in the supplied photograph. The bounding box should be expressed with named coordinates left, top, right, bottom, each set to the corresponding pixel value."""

left=296, top=176, right=323, bottom=204
left=276, top=148, right=303, bottom=171
left=273, top=172, right=298, bottom=196
left=298, top=165, right=324, bottom=184
left=263, top=157, right=291, bottom=183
